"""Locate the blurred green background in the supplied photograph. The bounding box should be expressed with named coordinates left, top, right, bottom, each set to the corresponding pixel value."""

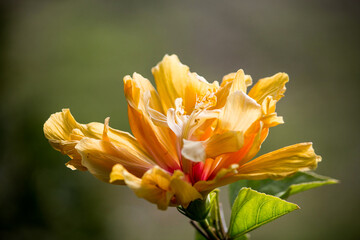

left=0, top=0, right=359, bottom=239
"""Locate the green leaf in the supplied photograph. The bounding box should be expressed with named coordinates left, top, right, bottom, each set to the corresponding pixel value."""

left=228, top=188, right=299, bottom=239
left=232, top=233, right=250, bottom=240
left=229, top=172, right=338, bottom=205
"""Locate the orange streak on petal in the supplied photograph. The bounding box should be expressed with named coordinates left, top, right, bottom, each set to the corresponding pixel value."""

left=201, top=158, right=215, bottom=181
left=208, top=137, right=254, bottom=180
left=128, top=106, right=180, bottom=172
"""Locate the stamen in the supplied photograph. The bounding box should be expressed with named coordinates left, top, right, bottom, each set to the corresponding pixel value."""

left=195, top=89, right=217, bottom=110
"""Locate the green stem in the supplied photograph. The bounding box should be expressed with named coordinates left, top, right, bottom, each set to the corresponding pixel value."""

left=211, top=193, right=226, bottom=239
left=198, top=219, right=220, bottom=240
left=218, top=202, right=227, bottom=237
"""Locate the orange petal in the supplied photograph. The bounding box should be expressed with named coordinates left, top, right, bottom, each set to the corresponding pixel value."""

left=204, top=131, right=244, bottom=158
left=124, top=73, right=180, bottom=171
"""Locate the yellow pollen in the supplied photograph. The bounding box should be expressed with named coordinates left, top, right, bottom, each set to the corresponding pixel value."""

left=195, top=90, right=217, bottom=110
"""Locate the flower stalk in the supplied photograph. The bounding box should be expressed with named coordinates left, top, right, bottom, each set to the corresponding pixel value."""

left=179, top=189, right=227, bottom=240
left=198, top=219, right=219, bottom=240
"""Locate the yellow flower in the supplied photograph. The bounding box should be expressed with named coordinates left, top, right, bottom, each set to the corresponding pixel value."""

left=43, top=54, right=321, bottom=210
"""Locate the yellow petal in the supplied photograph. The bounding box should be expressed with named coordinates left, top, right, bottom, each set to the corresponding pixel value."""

left=44, top=109, right=79, bottom=141
left=214, top=80, right=232, bottom=109
left=204, top=131, right=244, bottom=158
left=109, top=163, right=125, bottom=184
left=248, top=72, right=289, bottom=104
left=169, top=170, right=203, bottom=207
left=194, top=143, right=320, bottom=192
left=230, top=69, right=246, bottom=93
left=237, top=142, right=321, bottom=180
left=260, top=96, right=284, bottom=128
left=146, top=104, right=169, bottom=127
left=112, top=165, right=173, bottom=210
left=200, top=91, right=262, bottom=173
left=217, top=91, right=261, bottom=133
left=222, top=71, right=252, bottom=88
left=262, top=114, right=284, bottom=128
left=215, top=70, right=252, bottom=109
left=152, top=54, right=218, bottom=113
left=124, top=74, right=180, bottom=171
left=222, top=72, right=237, bottom=86
left=75, top=137, right=153, bottom=183
left=184, top=109, right=220, bottom=140
left=181, top=130, right=244, bottom=163
left=124, top=72, right=163, bottom=113
left=43, top=111, right=83, bottom=166
left=136, top=167, right=174, bottom=210
left=41, top=109, right=98, bottom=169
left=112, top=165, right=201, bottom=210
left=43, top=109, right=152, bottom=171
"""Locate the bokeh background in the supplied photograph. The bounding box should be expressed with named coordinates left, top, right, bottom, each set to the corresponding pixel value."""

left=1, top=0, right=359, bottom=239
